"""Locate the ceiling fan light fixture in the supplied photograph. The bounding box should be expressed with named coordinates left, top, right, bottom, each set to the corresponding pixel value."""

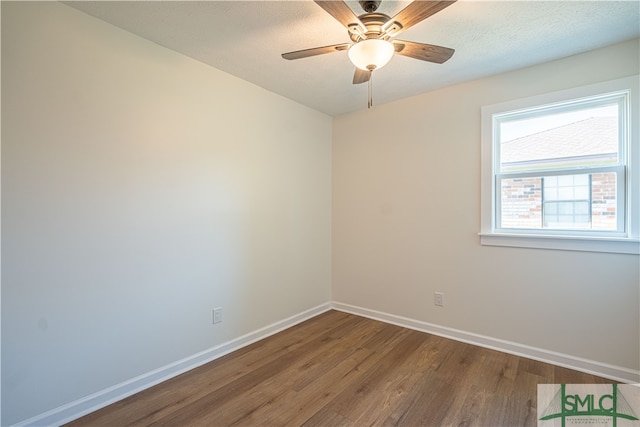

left=348, top=39, right=394, bottom=71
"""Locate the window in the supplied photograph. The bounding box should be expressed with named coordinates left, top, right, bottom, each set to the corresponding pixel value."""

left=542, top=174, right=591, bottom=229
left=481, top=76, right=639, bottom=254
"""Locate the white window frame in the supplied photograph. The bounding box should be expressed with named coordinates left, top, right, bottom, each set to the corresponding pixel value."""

left=480, top=75, right=639, bottom=255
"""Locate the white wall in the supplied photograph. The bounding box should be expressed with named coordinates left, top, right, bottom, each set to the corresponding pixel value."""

left=1, top=2, right=331, bottom=424
left=333, top=39, right=639, bottom=374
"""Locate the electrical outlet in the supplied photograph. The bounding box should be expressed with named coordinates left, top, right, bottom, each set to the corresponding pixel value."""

left=434, top=292, right=444, bottom=307
left=213, top=307, right=222, bottom=324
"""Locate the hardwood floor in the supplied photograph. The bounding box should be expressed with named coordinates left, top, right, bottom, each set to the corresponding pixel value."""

left=67, top=310, right=614, bottom=426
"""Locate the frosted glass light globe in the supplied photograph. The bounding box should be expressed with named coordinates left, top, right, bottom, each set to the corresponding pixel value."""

left=348, top=39, right=394, bottom=71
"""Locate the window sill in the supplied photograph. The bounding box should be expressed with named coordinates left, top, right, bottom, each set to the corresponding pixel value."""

left=479, top=233, right=640, bottom=255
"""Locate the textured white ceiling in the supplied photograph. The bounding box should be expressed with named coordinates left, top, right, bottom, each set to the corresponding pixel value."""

left=66, top=1, right=640, bottom=116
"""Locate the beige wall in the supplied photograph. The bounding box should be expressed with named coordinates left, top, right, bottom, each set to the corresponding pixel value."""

left=333, top=39, right=639, bottom=372
left=1, top=2, right=331, bottom=424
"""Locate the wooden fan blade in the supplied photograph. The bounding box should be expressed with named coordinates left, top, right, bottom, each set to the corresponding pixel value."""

left=282, top=43, right=350, bottom=60
left=314, top=1, right=366, bottom=33
left=387, top=1, right=456, bottom=36
left=353, top=68, right=371, bottom=84
left=392, top=40, right=454, bottom=63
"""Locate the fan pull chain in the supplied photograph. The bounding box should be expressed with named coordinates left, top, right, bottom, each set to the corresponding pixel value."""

left=367, top=70, right=373, bottom=109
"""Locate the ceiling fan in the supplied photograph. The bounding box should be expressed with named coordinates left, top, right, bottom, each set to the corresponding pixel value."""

left=282, top=0, right=456, bottom=106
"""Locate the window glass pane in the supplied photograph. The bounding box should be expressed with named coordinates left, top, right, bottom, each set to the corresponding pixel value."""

left=545, top=187, right=559, bottom=201
left=499, top=104, right=618, bottom=172
left=574, top=174, right=590, bottom=186
left=575, top=203, right=589, bottom=215
left=558, top=175, right=575, bottom=186
left=574, top=186, right=590, bottom=199
left=557, top=202, right=574, bottom=215
left=558, top=187, right=574, bottom=200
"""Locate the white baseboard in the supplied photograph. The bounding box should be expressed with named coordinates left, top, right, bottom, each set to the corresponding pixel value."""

left=331, top=301, right=640, bottom=384
left=16, top=300, right=638, bottom=426
left=16, top=302, right=332, bottom=427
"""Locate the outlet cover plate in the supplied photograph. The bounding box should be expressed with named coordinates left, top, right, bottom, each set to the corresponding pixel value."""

left=213, top=307, right=222, bottom=324
left=434, top=292, right=444, bottom=307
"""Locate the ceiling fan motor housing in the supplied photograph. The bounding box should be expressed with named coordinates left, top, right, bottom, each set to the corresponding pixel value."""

left=349, top=13, right=392, bottom=42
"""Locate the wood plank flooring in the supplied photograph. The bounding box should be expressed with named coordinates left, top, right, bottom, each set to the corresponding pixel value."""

left=67, top=310, right=615, bottom=426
